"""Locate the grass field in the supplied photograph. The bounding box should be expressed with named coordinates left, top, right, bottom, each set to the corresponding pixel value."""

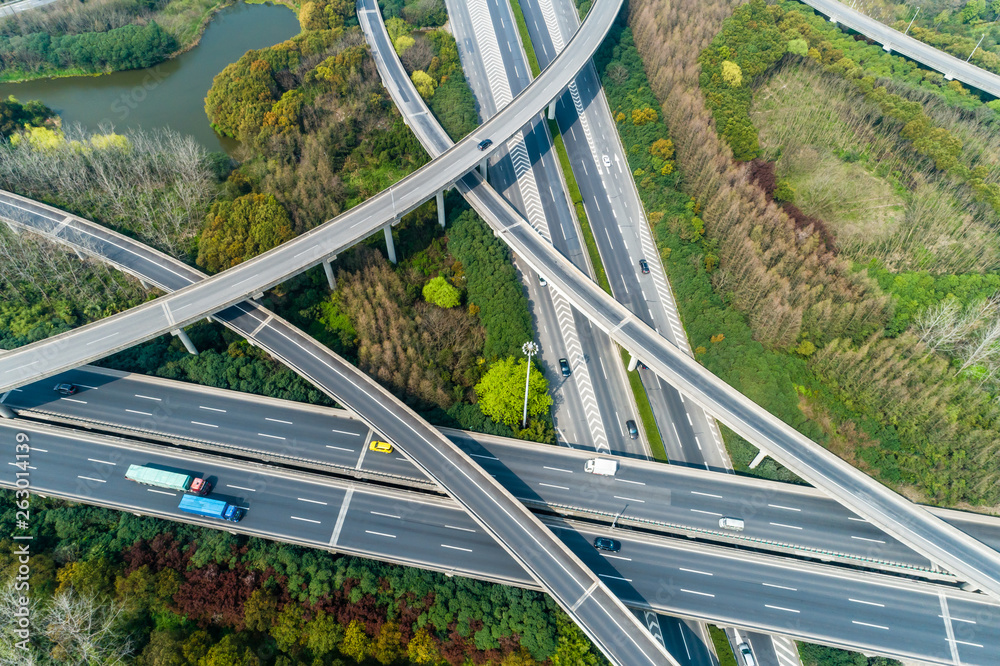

left=751, top=60, right=1000, bottom=274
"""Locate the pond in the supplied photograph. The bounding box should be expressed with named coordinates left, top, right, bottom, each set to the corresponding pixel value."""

left=0, top=1, right=300, bottom=152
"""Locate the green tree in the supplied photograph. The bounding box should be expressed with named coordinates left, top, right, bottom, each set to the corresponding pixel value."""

left=0, top=97, right=53, bottom=139
left=199, top=634, right=259, bottom=666
left=787, top=38, right=808, bottom=56
left=197, top=193, right=294, bottom=273
left=304, top=611, right=343, bottom=657
left=373, top=621, right=404, bottom=664
left=961, top=0, right=986, bottom=22
left=422, top=275, right=460, bottom=307
left=269, top=604, right=305, bottom=653
left=474, top=356, right=552, bottom=427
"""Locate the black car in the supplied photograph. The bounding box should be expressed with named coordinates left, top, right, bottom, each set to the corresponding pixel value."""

left=593, top=537, right=621, bottom=552
left=639, top=258, right=649, bottom=274
left=559, top=358, right=571, bottom=377
left=477, top=139, right=493, bottom=151
left=54, top=383, right=78, bottom=396
left=626, top=419, right=639, bottom=439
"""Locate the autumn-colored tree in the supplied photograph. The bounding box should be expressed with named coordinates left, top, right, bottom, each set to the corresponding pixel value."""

left=197, top=194, right=294, bottom=273
left=243, top=588, right=280, bottom=633
left=649, top=138, right=674, bottom=161
left=205, top=58, right=279, bottom=141
left=721, top=60, right=742, bottom=87
left=199, top=634, right=259, bottom=666
left=373, top=621, right=405, bottom=664
left=340, top=620, right=372, bottom=662
left=474, top=356, right=552, bottom=427
left=631, top=107, right=658, bottom=125
left=411, top=70, right=437, bottom=99
left=407, top=627, right=441, bottom=664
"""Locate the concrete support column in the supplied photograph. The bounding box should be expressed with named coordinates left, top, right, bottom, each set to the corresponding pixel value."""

left=882, top=43, right=892, bottom=53
left=323, top=259, right=337, bottom=291
left=436, top=190, right=446, bottom=228
left=749, top=449, right=769, bottom=469
left=253, top=292, right=264, bottom=301
left=548, top=103, right=556, bottom=120
left=383, top=223, right=397, bottom=264
left=172, top=328, right=198, bottom=355
left=139, top=278, right=151, bottom=290
left=627, top=355, right=638, bottom=372
left=479, top=159, right=488, bottom=180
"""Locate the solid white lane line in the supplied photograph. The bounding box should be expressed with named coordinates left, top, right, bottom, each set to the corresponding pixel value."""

left=768, top=504, right=801, bottom=512
left=849, top=598, right=884, bottom=607
left=939, top=615, right=976, bottom=625
left=87, top=458, right=115, bottom=465
left=613, top=495, right=645, bottom=503
left=763, top=583, right=797, bottom=591
left=680, top=589, right=714, bottom=597
left=848, top=516, right=868, bottom=522
left=949, top=639, right=984, bottom=648
left=199, top=405, right=226, bottom=412
left=297, top=498, right=328, bottom=505
left=191, top=421, right=218, bottom=428
left=679, top=568, right=713, bottom=576
left=30, top=448, right=47, bottom=453
left=135, top=394, right=161, bottom=401
left=291, top=516, right=321, bottom=524
left=851, top=535, right=885, bottom=543
left=326, top=445, right=355, bottom=452
left=126, top=409, right=152, bottom=416
left=445, top=525, right=476, bottom=533
left=365, top=530, right=396, bottom=538
left=60, top=398, right=87, bottom=404
left=470, top=453, right=499, bottom=460
left=441, top=544, right=472, bottom=552
left=75, top=384, right=98, bottom=390
left=852, top=621, right=889, bottom=630
left=690, top=509, right=722, bottom=517
left=226, top=484, right=255, bottom=492
left=539, top=483, right=569, bottom=490
left=690, top=491, right=723, bottom=498
left=769, top=522, right=803, bottom=530
left=86, top=332, right=119, bottom=345
left=615, top=478, right=645, bottom=486
left=331, top=429, right=362, bottom=436
left=600, top=574, right=633, bottom=582
left=257, top=433, right=286, bottom=440
left=147, top=489, right=175, bottom=496
left=766, top=605, right=800, bottom=613
left=266, top=417, right=293, bottom=424
left=602, top=553, right=632, bottom=562
left=370, top=511, right=401, bottom=519
left=543, top=466, right=574, bottom=473
left=77, top=476, right=106, bottom=483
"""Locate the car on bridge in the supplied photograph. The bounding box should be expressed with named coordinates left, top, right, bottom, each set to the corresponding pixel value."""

left=593, top=537, right=621, bottom=552
left=369, top=440, right=394, bottom=454
left=54, top=383, right=77, bottom=395
left=477, top=139, right=493, bottom=151
left=639, top=258, right=649, bottom=274
left=559, top=358, right=571, bottom=377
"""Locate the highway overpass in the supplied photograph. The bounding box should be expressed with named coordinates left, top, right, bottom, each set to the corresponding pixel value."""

left=3, top=417, right=998, bottom=665
left=797, top=0, right=1000, bottom=98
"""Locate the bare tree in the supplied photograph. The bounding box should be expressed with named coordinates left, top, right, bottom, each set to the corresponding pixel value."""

left=40, top=589, right=132, bottom=666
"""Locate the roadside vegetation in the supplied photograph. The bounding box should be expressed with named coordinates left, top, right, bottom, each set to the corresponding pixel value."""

left=0, top=489, right=606, bottom=665
left=619, top=0, right=1000, bottom=506
left=0, top=0, right=234, bottom=82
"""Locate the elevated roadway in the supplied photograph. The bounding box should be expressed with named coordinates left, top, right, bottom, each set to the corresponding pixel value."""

left=8, top=365, right=1000, bottom=577
left=2, top=418, right=998, bottom=665
left=798, top=0, right=1000, bottom=98
left=3, top=0, right=1000, bottom=614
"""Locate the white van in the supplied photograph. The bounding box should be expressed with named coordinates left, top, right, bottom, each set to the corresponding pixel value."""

left=719, top=516, right=745, bottom=531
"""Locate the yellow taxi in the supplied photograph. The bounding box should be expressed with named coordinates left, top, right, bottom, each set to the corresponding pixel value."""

left=369, top=440, right=394, bottom=454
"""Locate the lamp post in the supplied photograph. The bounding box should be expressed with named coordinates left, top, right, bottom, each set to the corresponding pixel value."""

left=904, top=6, right=919, bottom=35
left=613, top=503, right=629, bottom=529
left=521, top=341, right=539, bottom=429
left=968, top=33, right=986, bottom=62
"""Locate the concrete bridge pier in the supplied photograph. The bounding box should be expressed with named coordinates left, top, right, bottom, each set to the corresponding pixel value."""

left=749, top=449, right=769, bottom=469
left=436, top=190, right=446, bottom=228
left=548, top=103, right=556, bottom=120
left=627, top=354, right=638, bottom=372
left=172, top=328, right=198, bottom=355
left=139, top=278, right=152, bottom=290
left=383, top=223, right=397, bottom=264
left=479, top=159, right=488, bottom=180
left=322, top=257, right=337, bottom=291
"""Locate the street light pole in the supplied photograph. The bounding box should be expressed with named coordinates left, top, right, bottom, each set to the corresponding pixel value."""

left=968, top=33, right=986, bottom=62
left=904, top=6, right=919, bottom=35
left=613, top=503, right=629, bottom=529
left=521, top=341, right=539, bottom=429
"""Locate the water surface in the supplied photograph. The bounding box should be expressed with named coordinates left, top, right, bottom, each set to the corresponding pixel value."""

left=0, top=1, right=300, bottom=152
